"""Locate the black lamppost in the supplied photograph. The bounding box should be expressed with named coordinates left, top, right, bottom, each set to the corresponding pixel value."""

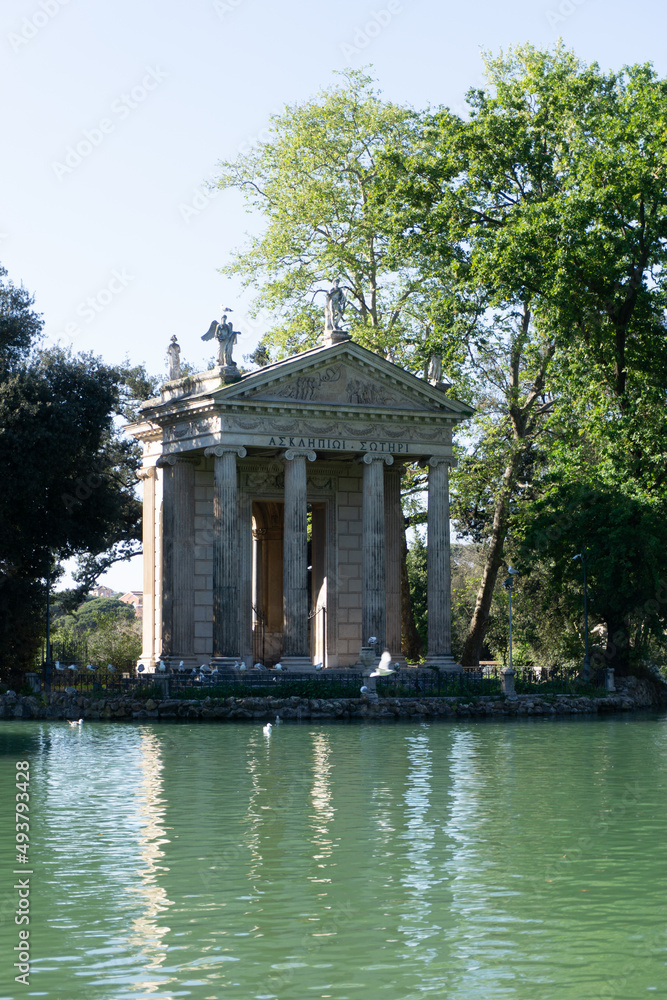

left=573, top=553, right=590, bottom=681
left=44, top=565, right=53, bottom=691
left=503, top=567, right=520, bottom=671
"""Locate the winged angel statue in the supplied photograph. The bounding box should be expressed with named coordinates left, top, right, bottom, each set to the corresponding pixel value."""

left=202, top=308, right=238, bottom=367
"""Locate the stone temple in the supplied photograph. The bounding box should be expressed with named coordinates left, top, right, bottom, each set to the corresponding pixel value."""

left=128, top=320, right=472, bottom=672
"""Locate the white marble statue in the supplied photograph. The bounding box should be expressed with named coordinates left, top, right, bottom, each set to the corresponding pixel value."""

left=324, top=279, right=346, bottom=331
left=202, top=309, right=238, bottom=367
left=427, top=354, right=442, bottom=384
left=167, top=335, right=181, bottom=380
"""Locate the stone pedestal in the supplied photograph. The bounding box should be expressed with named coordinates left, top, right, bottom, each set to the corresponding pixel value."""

left=501, top=667, right=516, bottom=698
left=206, top=446, right=246, bottom=664
left=321, top=327, right=352, bottom=348
left=361, top=454, right=392, bottom=649
left=282, top=448, right=316, bottom=667
left=217, top=364, right=243, bottom=384
left=159, top=455, right=196, bottom=660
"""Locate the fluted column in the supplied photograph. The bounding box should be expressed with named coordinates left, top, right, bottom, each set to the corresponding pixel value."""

left=205, top=445, right=246, bottom=663
left=159, top=454, right=196, bottom=662
left=384, top=463, right=403, bottom=660
left=137, top=467, right=158, bottom=666
left=427, top=457, right=458, bottom=670
left=362, top=454, right=393, bottom=649
left=282, top=448, right=316, bottom=665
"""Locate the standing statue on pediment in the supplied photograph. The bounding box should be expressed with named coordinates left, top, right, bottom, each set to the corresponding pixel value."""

left=167, top=335, right=181, bottom=380
left=324, top=279, right=346, bottom=332
left=202, top=308, right=239, bottom=367
left=427, top=354, right=442, bottom=384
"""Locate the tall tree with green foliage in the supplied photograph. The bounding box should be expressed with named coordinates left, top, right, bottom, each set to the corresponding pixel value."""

left=215, top=70, right=443, bottom=370
left=0, top=264, right=157, bottom=669
left=387, top=44, right=667, bottom=663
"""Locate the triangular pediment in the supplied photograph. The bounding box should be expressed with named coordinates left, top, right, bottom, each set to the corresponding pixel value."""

left=211, top=342, right=471, bottom=418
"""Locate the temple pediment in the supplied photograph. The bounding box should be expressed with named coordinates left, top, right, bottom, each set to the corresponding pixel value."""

left=213, top=342, right=470, bottom=418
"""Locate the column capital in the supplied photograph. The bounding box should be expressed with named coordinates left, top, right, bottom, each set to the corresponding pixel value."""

left=359, top=453, right=394, bottom=466
left=137, top=466, right=158, bottom=481
left=282, top=449, right=316, bottom=462
left=156, top=453, right=199, bottom=468
left=423, top=456, right=455, bottom=469
left=205, top=445, right=247, bottom=459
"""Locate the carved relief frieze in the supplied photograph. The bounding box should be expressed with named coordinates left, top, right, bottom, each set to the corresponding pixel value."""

left=165, top=417, right=215, bottom=442
left=274, top=365, right=343, bottom=400
left=244, top=471, right=285, bottom=490
left=345, top=378, right=394, bottom=406
left=229, top=417, right=262, bottom=430
left=307, top=475, right=335, bottom=491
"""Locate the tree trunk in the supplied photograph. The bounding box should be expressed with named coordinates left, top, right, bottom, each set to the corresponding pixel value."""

left=460, top=452, right=522, bottom=666
left=605, top=617, right=630, bottom=676
left=400, top=527, right=422, bottom=662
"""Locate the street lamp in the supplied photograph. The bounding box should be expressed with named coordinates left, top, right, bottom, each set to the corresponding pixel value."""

left=503, top=566, right=520, bottom=672
left=573, top=553, right=590, bottom=681
left=44, top=564, right=53, bottom=691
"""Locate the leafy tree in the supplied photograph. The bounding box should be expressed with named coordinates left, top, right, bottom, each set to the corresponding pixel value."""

left=516, top=483, right=667, bottom=674
left=387, top=44, right=667, bottom=663
left=214, top=70, right=437, bottom=367
left=51, top=599, right=141, bottom=667
left=70, top=596, right=135, bottom=633
left=0, top=264, right=158, bottom=669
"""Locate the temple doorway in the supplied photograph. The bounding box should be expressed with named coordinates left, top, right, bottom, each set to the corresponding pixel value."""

left=252, top=500, right=328, bottom=667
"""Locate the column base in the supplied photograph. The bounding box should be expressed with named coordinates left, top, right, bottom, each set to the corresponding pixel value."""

left=160, top=655, right=200, bottom=673
left=424, top=655, right=463, bottom=674
left=281, top=656, right=315, bottom=672
left=210, top=656, right=243, bottom=669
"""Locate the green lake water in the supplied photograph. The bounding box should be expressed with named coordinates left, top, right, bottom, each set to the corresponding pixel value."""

left=0, top=714, right=666, bottom=1000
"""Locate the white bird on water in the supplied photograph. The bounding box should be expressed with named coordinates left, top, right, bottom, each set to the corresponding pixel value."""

left=68, top=719, right=83, bottom=727
left=263, top=722, right=272, bottom=736
left=370, top=651, right=395, bottom=678
left=275, top=714, right=282, bottom=725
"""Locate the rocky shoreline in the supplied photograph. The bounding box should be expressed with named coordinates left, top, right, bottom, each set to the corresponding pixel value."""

left=0, top=675, right=662, bottom=722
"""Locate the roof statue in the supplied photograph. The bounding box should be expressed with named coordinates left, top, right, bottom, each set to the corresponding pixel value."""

left=426, top=353, right=452, bottom=391
left=202, top=307, right=240, bottom=374
left=427, top=354, right=442, bottom=384
left=167, top=335, right=181, bottom=381
left=322, top=279, right=352, bottom=347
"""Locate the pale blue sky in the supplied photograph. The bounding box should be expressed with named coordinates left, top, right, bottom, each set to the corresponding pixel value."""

left=3, top=0, right=664, bottom=590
